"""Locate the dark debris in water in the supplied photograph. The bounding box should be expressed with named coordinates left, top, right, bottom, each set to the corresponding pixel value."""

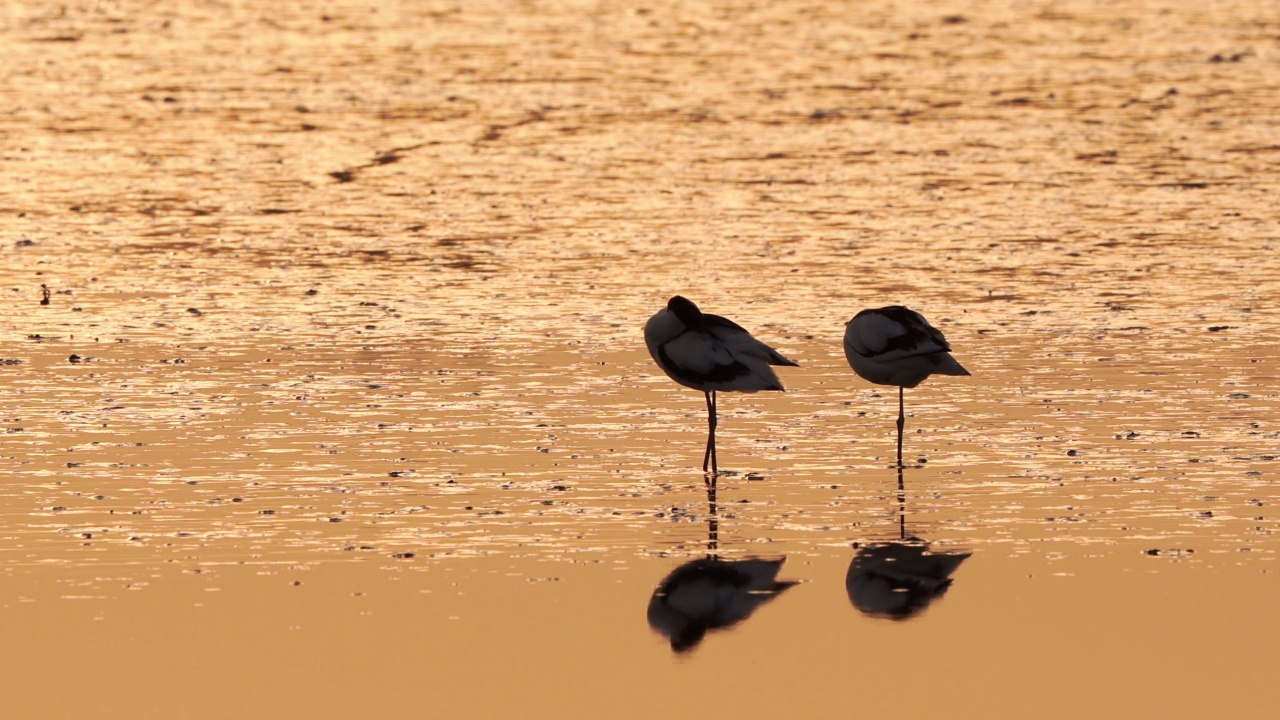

left=328, top=143, right=431, bottom=183
left=1145, top=548, right=1196, bottom=557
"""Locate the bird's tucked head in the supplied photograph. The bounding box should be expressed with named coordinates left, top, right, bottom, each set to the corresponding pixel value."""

left=670, top=624, right=707, bottom=654
left=667, top=295, right=703, bottom=327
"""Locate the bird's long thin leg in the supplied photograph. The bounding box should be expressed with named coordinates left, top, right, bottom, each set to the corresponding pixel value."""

left=706, top=389, right=716, bottom=474
left=702, top=391, right=719, bottom=477
left=896, top=386, right=906, bottom=471
left=711, top=391, right=718, bottom=474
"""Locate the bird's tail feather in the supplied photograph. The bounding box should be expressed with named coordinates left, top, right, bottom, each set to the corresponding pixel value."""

left=934, top=354, right=970, bottom=377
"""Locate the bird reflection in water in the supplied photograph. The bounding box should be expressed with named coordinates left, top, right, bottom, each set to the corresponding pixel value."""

left=846, top=463, right=970, bottom=620
left=647, top=481, right=797, bottom=653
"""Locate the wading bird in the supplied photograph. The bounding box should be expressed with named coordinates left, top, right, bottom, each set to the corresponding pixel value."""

left=843, top=306, right=970, bottom=468
left=644, top=295, right=798, bottom=476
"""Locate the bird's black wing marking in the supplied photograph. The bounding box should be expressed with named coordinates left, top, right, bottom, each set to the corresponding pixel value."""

left=855, top=570, right=954, bottom=619
left=878, top=330, right=949, bottom=356
left=657, top=342, right=752, bottom=385
left=701, top=313, right=750, bottom=334
left=863, top=306, right=952, bottom=357
left=704, top=313, right=797, bottom=368
left=655, top=559, right=755, bottom=594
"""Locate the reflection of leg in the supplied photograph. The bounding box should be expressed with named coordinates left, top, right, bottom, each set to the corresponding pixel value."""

left=702, top=391, right=718, bottom=476
left=896, top=386, right=905, bottom=471
left=706, top=480, right=719, bottom=557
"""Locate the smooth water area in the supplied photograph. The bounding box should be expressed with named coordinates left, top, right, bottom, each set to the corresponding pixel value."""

left=2, top=1, right=1279, bottom=717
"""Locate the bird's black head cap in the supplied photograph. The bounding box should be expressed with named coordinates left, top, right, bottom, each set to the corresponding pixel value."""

left=667, top=295, right=703, bottom=326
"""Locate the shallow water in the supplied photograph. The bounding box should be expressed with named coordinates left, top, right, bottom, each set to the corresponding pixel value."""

left=2, top=0, right=1279, bottom=717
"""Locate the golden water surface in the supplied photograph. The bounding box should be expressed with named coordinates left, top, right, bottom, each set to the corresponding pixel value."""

left=2, top=0, right=1279, bottom=718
